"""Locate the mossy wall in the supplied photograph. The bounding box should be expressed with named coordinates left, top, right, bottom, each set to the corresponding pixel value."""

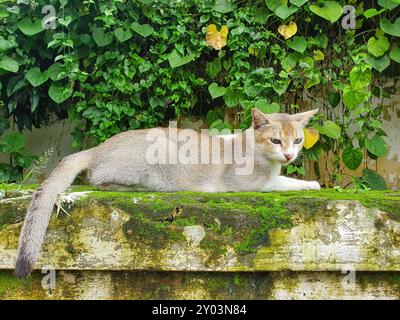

left=1, top=187, right=400, bottom=299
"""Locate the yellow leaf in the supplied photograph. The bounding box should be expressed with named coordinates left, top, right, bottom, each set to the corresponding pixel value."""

left=303, top=127, right=320, bottom=149
left=278, top=21, right=297, bottom=40
left=206, top=24, right=228, bottom=50
left=313, top=50, right=325, bottom=61
left=248, top=47, right=259, bottom=56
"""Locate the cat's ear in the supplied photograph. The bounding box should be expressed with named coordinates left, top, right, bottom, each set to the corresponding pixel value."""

left=291, top=109, right=319, bottom=126
left=251, top=108, right=269, bottom=130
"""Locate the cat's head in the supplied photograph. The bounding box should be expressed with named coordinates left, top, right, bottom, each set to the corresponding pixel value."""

left=251, top=108, right=319, bottom=165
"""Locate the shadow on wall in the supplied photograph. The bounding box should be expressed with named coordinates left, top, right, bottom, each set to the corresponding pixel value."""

left=0, top=120, right=75, bottom=182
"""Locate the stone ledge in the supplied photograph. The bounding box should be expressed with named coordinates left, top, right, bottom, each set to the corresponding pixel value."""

left=1, top=188, right=400, bottom=272
left=1, top=270, right=400, bottom=300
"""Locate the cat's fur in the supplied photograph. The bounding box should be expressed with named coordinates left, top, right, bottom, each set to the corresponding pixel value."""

left=14, top=108, right=320, bottom=278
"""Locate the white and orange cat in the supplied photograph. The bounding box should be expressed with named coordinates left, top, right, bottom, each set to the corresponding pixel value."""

left=15, top=108, right=320, bottom=278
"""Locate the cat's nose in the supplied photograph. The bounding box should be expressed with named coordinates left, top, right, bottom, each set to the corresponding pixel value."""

left=284, top=154, right=294, bottom=161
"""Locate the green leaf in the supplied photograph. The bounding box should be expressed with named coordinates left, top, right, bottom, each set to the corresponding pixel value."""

left=46, top=63, right=65, bottom=81
left=208, top=82, right=227, bottom=99
left=254, top=100, right=280, bottom=114
left=349, top=65, right=372, bottom=89
left=0, top=37, right=17, bottom=52
left=213, top=0, right=233, bottom=13
left=365, top=135, right=388, bottom=157
left=58, top=16, right=72, bottom=27
left=168, top=49, right=196, bottom=68
left=223, top=88, right=240, bottom=107
left=378, top=0, right=399, bottom=10
left=114, top=27, right=133, bottom=42
left=367, top=36, right=390, bottom=57
left=206, top=58, right=221, bottom=78
left=0, top=132, right=25, bottom=153
left=328, top=92, right=341, bottom=108
left=130, top=22, right=154, bottom=37
left=244, top=81, right=262, bottom=98
left=365, top=54, right=390, bottom=72
left=265, top=0, right=298, bottom=19
left=342, top=147, right=363, bottom=170
left=48, top=82, right=73, bottom=104
left=309, top=1, right=343, bottom=23
left=287, top=36, right=307, bottom=53
left=315, top=121, right=341, bottom=139
left=272, top=80, right=289, bottom=96
left=26, top=67, right=49, bottom=87
left=343, top=85, right=369, bottom=109
left=362, top=168, right=387, bottom=190
left=0, top=55, right=19, bottom=73
left=389, top=47, right=400, bottom=63
left=363, top=8, right=386, bottom=18
left=290, top=0, right=308, bottom=7
left=274, top=5, right=298, bottom=19
left=92, top=27, right=113, bottom=47
left=17, top=18, right=43, bottom=36
left=380, top=17, right=400, bottom=37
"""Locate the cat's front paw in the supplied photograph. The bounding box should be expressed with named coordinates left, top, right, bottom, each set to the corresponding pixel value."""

left=305, top=181, right=321, bottom=190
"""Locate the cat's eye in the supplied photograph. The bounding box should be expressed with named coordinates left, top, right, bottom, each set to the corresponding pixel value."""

left=270, top=138, right=281, bottom=145
left=294, top=138, right=303, bottom=144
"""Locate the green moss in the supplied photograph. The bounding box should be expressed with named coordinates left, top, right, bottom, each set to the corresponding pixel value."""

left=2, top=185, right=400, bottom=264
left=0, top=271, right=35, bottom=297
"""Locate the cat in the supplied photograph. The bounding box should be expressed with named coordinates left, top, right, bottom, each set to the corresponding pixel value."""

left=14, top=107, right=320, bottom=278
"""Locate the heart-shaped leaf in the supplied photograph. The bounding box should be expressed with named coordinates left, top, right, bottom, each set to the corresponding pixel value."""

left=349, top=65, right=372, bottom=89
left=46, top=63, right=66, bottom=81
left=390, top=47, right=400, bottom=63
left=343, top=85, right=369, bottom=109
left=314, top=121, right=341, bottom=139
left=131, top=22, right=154, bottom=37
left=378, top=0, right=399, bottom=10
left=274, top=5, right=298, bottom=19
left=342, top=146, right=362, bottom=170
left=310, top=1, right=343, bottom=23
left=367, top=36, right=390, bottom=57
left=0, top=55, right=19, bottom=73
left=254, top=99, right=280, bottom=114
left=365, top=135, right=388, bottom=157
left=363, top=8, right=386, bottom=18
left=114, top=27, right=133, bottom=42
left=213, top=0, right=233, bottom=13
left=168, top=49, right=196, bottom=68
left=92, top=27, right=113, bottom=47
left=290, top=0, right=309, bottom=7
left=380, top=17, right=400, bottom=36
left=278, top=21, right=297, bottom=39
left=17, top=18, right=43, bottom=36
left=58, top=16, right=72, bottom=27
left=365, top=54, right=391, bottom=72
left=362, top=168, right=387, bottom=190
left=208, top=83, right=227, bottom=99
left=26, top=67, right=49, bottom=87
left=287, top=36, right=307, bottom=53
left=48, top=82, right=73, bottom=104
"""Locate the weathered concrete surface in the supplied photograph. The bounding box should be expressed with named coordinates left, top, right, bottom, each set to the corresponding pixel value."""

left=0, top=270, right=399, bottom=300
left=1, top=188, right=400, bottom=299
left=0, top=188, right=400, bottom=272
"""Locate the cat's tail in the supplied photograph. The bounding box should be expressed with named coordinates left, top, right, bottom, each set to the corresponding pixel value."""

left=14, top=150, right=93, bottom=278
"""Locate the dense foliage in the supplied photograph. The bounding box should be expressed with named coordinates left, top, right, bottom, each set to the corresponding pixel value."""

left=0, top=0, right=399, bottom=188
